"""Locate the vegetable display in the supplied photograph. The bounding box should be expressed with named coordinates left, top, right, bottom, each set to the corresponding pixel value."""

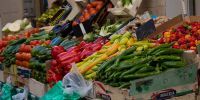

left=2, top=18, right=32, bottom=33
left=155, top=22, right=200, bottom=52
left=76, top=32, right=137, bottom=79
left=72, top=0, right=104, bottom=26
left=15, top=44, right=32, bottom=68
left=47, top=37, right=107, bottom=86
left=96, top=44, right=185, bottom=88
left=3, top=38, right=27, bottom=67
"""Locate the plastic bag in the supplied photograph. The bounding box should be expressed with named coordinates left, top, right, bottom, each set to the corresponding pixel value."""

left=12, top=85, right=29, bottom=100
left=0, top=76, right=13, bottom=100
left=62, top=63, right=93, bottom=99
left=40, top=81, right=63, bottom=100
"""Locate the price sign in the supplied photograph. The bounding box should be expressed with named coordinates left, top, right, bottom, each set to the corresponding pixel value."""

left=136, top=19, right=156, bottom=40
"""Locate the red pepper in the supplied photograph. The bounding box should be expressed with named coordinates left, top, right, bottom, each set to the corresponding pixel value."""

left=51, top=59, right=58, bottom=66
left=61, top=57, right=75, bottom=67
left=67, top=46, right=81, bottom=54
left=63, top=65, right=72, bottom=74
left=51, top=46, right=65, bottom=59
left=80, top=49, right=93, bottom=59
left=50, top=65, right=63, bottom=74
left=78, top=41, right=87, bottom=47
left=73, top=55, right=81, bottom=62
left=91, top=43, right=102, bottom=51
left=57, top=52, right=77, bottom=63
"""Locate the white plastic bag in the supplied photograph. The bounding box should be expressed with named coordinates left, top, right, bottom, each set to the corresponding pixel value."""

left=62, top=63, right=93, bottom=99
left=12, top=86, right=29, bottom=100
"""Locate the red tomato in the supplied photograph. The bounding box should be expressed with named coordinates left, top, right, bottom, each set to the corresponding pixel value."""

left=84, top=12, right=90, bottom=20
left=89, top=8, right=97, bottom=15
left=25, top=53, right=31, bottom=61
left=96, top=5, right=102, bottom=10
left=15, top=60, right=20, bottom=66
left=15, top=53, right=21, bottom=60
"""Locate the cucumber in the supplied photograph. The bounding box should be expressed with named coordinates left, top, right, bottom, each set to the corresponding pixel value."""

left=119, top=82, right=130, bottom=89
left=120, top=46, right=136, bottom=56
left=105, top=58, right=120, bottom=72
left=135, top=65, right=155, bottom=74
left=147, top=43, right=172, bottom=55
left=120, top=64, right=148, bottom=77
left=155, top=48, right=184, bottom=56
left=155, top=55, right=181, bottom=61
left=97, top=56, right=118, bottom=73
left=117, top=56, right=152, bottom=71
left=162, top=61, right=185, bottom=68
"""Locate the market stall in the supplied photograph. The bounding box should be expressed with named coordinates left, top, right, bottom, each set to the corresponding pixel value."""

left=0, top=0, right=200, bottom=100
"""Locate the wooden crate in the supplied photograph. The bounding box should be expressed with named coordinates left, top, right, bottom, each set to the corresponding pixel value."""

left=3, top=72, right=17, bottom=85
left=3, top=64, right=17, bottom=75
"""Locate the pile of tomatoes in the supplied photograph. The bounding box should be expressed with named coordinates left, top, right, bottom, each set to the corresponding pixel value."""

left=72, top=0, right=104, bottom=26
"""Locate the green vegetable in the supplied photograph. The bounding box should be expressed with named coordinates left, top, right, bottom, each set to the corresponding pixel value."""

left=9, top=38, right=26, bottom=46
left=155, top=55, right=181, bottom=61
left=117, top=56, right=152, bottom=70
left=155, top=48, right=183, bottom=56
left=119, top=82, right=130, bottom=89
left=120, top=64, right=148, bottom=77
left=147, top=43, right=172, bottom=55
left=83, top=33, right=97, bottom=42
left=135, top=65, right=155, bottom=74
left=31, top=31, right=46, bottom=37
left=162, top=61, right=185, bottom=68
left=50, top=36, right=63, bottom=46
left=27, top=34, right=49, bottom=42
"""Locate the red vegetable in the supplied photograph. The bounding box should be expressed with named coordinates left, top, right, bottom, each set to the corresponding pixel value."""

left=51, top=59, right=58, bottom=66
left=51, top=46, right=65, bottom=59
left=56, top=52, right=77, bottom=62
left=60, top=57, right=75, bottom=66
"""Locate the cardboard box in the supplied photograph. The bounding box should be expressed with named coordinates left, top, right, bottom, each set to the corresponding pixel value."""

left=94, top=82, right=133, bottom=100
left=29, top=78, right=48, bottom=97
left=130, top=63, right=198, bottom=100
left=147, top=15, right=200, bottom=39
